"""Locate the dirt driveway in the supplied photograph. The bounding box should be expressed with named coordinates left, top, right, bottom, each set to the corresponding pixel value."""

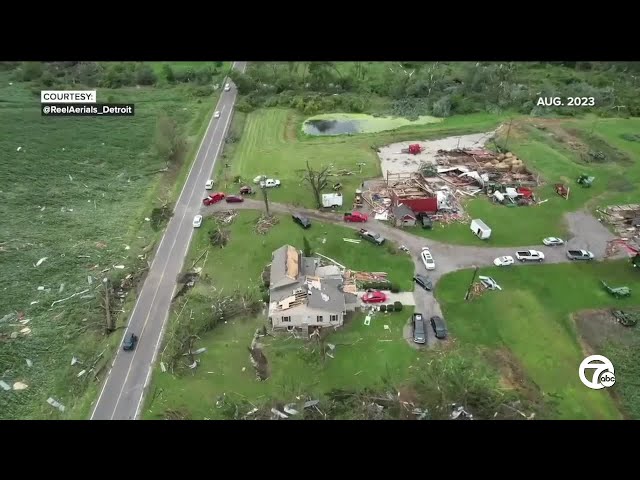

left=207, top=199, right=621, bottom=347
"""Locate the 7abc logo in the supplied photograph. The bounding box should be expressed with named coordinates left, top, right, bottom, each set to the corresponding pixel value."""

left=579, top=355, right=616, bottom=390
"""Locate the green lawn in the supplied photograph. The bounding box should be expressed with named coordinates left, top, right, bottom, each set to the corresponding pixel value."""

left=188, top=210, right=415, bottom=292
left=0, top=72, right=217, bottom=419
left=143, top=308, right=416, bottom=419
left=436, top=260, right=640, bottom=419
left=220, top=108, right=505, bottom=209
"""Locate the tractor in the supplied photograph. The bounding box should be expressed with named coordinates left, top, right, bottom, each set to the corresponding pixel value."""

left=601, top=280, right=631, bottom=298
left=577, top=174, right=595, bottom=187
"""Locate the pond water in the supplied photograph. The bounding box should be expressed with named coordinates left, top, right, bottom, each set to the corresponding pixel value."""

left=302, top=113, right=442, bottom=136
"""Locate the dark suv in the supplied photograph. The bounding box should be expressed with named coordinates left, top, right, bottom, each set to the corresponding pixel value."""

left=413, top=313, right=426, bottom=344
left=430, top=316, right=447, bottom=339
left=122, top=333, right=138, bottom=351
left=292, top=214, right=311, bottom=229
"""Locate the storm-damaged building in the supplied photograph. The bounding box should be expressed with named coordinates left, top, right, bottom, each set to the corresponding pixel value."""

left=267, top=245, right=359, bottom=334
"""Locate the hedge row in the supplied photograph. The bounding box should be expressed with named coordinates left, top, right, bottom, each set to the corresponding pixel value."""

left=361, top=281, right=399, bottom=293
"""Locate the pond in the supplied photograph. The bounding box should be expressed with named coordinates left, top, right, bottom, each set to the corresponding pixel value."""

left=302, top=113, right=442, bottom=136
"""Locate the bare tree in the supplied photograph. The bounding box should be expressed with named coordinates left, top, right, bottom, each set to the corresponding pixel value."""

left=261, top=186, right=270, bottom=216
left=299, top=160, right=331, bottom=209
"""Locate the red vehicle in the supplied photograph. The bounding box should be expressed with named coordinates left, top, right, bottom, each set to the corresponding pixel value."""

left=361, top=290, right=387, bottom=304
left=202, top=192, right=225, bottom=206
left=239, top=186, right=255, bottom=195
left=344, top=211, right=368, bottom=223
left=225, top=195, right=244, bottom=203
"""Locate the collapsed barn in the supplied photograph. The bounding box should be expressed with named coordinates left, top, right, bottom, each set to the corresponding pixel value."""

left=360, top=147, right=541, bottom=225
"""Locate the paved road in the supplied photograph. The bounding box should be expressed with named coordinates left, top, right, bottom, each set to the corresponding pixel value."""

left=207, top=199, right=623, bottom=347
left=90, top=62, right=247, bottom=420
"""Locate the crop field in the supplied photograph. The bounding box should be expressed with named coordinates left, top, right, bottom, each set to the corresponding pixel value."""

left=436, top=260, right=640, bottom=419
left=219, top=108, right=504, bottom=209
left=0, top=73, right=217, bottom=419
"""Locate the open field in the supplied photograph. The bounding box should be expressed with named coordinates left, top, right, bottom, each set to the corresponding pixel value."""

left=149, top=62, right=232, bottom=77
left=0, top=72, right=218, bottom=419
left=405, top=116, right=640, bottom=246
left=436, top=260, right=640, bottom=419
left=219, top=108, right=504, bottom=208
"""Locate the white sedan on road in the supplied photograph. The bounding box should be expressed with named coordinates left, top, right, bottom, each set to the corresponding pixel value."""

left=214, top=111, right=220, bottom=119
left=493, top=255, right=515, bottom=267
left=205, top=179, right=214, bottom=190
left=421, top=247, right=435, bottom=270
left=543, top=237, right=564, bottom=246
left=192, top=215, right=203, bottom=228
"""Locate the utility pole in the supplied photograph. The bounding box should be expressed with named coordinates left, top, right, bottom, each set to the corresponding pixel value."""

left=464, top=266, right=480, bottom=301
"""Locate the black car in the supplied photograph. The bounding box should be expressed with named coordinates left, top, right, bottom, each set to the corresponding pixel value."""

left=292, top=214, right=311, bottom=229
left=413, top=313, right=426, bottom=344
left=430, top=316, right=447, bottom=339
left=413, top=274, right=433, bottom=291
left=122, top=333, right=138, bottom=351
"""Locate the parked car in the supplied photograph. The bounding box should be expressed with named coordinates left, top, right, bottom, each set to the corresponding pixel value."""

left=543, top=237, right=564, bottom=246
left=214, top=111, right=220, bottom=119
left=413, top=313, right=426, bottom=344
left=361, top=290, right=386, bottom=304
left=203, top=192, right=225, bottom=205
left=515, top=250, right=545, bottom=262
left=413, top=274, right=433, bottom=291
left=192, top=215, right=203, bottom=228
left=260, top=178, right=281, bottom=188
left=567, top=249, right=594, bottom=261
left=344, top=211, right=368, bottom=222
left=358, top=228, right=385, bottom=245
left=205, top=179, right=214, bottom=190
left=122, top=333, right=138, bottom=351
left=292, top=213, right=311, bottom=229
left=239, top=186, right=254, bottom=195
left=430, top=316, right=448, bottom=339
left=225, top=195, right=244, bottom=203
left=224, top=83, right=230, bottom=91
left=421, top=247, right=435, bottom=270
left=420, top=216, right=433, bottom=229
left=493, top=255, right=514, bottom=267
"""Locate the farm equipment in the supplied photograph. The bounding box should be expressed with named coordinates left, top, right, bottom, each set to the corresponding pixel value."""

left=577, top=174, right=595, bottom=187
left=601, top=280, right=631, bottom=298
left=611, top=309, right=640, bottom=327
left=401, top=144, right=423, bottom=155
left=353, top=189, right=363, bottom=209
left=554, top=183, right=570, bottom=199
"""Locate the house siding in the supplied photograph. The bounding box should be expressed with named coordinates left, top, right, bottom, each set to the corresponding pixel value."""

left=272, top=312, right=344, bottom=329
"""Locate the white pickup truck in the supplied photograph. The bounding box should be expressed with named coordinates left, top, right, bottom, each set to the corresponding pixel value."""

left=260, top=178, right=281, bottom=188
left=515, top=250, right=545, bottom=262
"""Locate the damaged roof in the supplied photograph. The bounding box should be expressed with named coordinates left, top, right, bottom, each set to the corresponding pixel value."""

left=270, top=245, right=316, bottom=289
left=306, top=277, right=346, bottom=312
left=392, top=203, right=416, bottom=219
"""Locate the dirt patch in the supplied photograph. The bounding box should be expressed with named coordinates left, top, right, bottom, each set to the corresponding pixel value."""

left=573, top=308, right=638, bottom=352
left=484, top=348, right=541, bottom=402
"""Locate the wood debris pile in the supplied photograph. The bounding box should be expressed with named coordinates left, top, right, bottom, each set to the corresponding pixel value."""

left=255, top=214, right=280, bottom=235
left=598, top=204, right=640, bottom=236
left=343, top=270, right=388, bottom=283
left=467, top=282, right=488, bottom=300
left=212, top=210, right=237, bottom=224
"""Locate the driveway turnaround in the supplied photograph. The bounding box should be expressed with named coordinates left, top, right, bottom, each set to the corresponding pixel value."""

left=90, top=62, right=247, bottom=420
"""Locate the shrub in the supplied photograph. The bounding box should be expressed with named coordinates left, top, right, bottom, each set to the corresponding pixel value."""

left=390, top=286, right=400, bottom=293
left=379, top=305, right=387, bottom=313
left=394, top=301, right=403, bottom=312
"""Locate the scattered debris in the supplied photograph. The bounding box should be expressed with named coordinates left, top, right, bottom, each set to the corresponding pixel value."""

left=283, top=404, right=300, bottom=415
left=17, top=146, right=22, bottom=151
left=188, top=360, right=199, bottom=369
left=30, top=301, right=38, bottom=305
left=51, top=289, right=90, bottom=307
left=77, top=369, right=87, bottom=378
left=271, top=408, right=288, bottom=419
left=479, top=275, right=502, bottom=291
left=343, top=238, right=361, bottom=243
left=113, top=265, right=125, bottom=269
left=37, top=286, right=45, bottom=291
left=213, top=210, right=238, bottom=224
left=59, top=283, right=65, bottom=293
left=160, top=362, right=167, bottom=372
left=255, top=213, right=280, bottom=235
left=26, top=359, right=33, bottom=368
left=46, top=397, right=66, bottom=412
left=34, top=257, right=48, bottom=267
left=193, top=347, right=207, bottom=355
left=71, top=356, right=81, bottom=366
left=612, top=309, right=640, bottom=327
left=0, top=381, right=11, bottom=391
left=450, top=403, right=474, bottom=420
left=20, top=327, right=31, bottom=336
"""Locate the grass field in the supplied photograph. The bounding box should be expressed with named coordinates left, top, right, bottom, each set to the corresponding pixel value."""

left=0, top=71, right=219, bottom=419
left=436, top=260, right=640, bottom=419
left=218, top=109, right=505, bottom=209
left=401, top=116, right=640, bottom=246
left=149, top=62, right=232, bottom=76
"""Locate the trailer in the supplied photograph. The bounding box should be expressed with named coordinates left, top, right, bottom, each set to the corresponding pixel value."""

left=470, top=219, right=491, bottom=240
left=322, top=193, right=343, bottom=208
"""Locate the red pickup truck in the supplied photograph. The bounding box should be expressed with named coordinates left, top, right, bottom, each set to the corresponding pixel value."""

left=203, top=192, right=225, bottom=206
left=344, top=211, right=368, bottom=223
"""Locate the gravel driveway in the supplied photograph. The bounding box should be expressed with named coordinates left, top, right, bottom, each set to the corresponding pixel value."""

left=207, top=200, right=621, bottom=347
